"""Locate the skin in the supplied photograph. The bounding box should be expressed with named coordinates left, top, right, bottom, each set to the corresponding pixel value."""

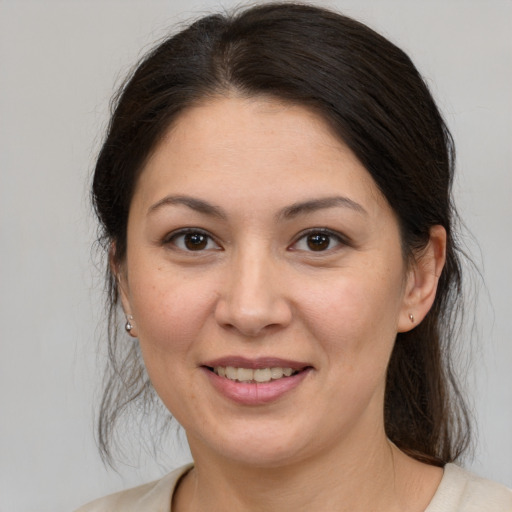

left=118, top=96, right=446, bottom=511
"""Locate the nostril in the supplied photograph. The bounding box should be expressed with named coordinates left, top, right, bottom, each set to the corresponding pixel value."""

left=213, top=269, right=293, bottom=336
left=215, top=304, right=287, bottom=337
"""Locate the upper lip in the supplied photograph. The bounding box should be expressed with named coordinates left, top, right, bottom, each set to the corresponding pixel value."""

left=202, top=356, right=311, bottom=370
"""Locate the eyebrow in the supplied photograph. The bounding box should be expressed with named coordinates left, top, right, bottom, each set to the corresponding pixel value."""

left=278, top=196, right=367, bottom=220
left=148, top=195, right=227, bottom=219
left=147, top=194, right=367, bottom=219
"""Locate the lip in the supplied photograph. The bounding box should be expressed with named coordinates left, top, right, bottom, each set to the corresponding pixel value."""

left=201, top=356, right=313, bottom=405
left=203, top=356, right=310, bottom=370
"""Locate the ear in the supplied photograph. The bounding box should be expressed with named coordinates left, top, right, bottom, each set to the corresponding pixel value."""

left=110, top=242, right=138, bottom=338
left=397, top=225, right=446, bottom=332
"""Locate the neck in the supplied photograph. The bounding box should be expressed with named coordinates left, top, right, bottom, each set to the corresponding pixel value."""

left=174, top=427, right=441, bottom=512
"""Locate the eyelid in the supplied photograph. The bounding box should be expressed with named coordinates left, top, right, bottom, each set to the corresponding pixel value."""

left=163, top=227, right=222, bottom=251
left=289, top=228, right=350, bottom=252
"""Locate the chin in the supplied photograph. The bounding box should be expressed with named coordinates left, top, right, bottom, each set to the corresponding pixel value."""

left=188, top=419, right=320, bottom=469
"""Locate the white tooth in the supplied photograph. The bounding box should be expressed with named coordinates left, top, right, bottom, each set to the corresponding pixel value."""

left=225, top=366, right=238, bottom=380
left=218, top=366, right=296, bottom=382
left=237, top=368, right=254, bottom=382
left=270, top=368, right=284, bottom=380
left=254, top=368, right=272, bottom=383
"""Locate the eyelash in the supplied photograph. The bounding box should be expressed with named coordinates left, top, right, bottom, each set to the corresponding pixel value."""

left=163, top=228, right=222, bottom=252
left=163, top=227, right=349, bottom=253
left=290, top=228, right=348, bottom=253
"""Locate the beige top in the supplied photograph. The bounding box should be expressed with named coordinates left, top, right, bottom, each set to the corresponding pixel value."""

left=76, top=463, right=512, bottom=511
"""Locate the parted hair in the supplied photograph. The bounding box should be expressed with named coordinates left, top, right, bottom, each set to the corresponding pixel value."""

left=93, top=2, right=471, bottom=466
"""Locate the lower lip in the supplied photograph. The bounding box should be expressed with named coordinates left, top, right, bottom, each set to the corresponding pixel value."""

left=202, top=367, right=312, bottom=405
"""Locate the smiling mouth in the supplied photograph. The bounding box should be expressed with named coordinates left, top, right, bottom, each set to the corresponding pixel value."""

left=208, top=366, right=303, bottom=383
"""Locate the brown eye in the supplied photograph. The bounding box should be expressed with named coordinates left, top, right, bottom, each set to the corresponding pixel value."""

left=306, top=233, right=331, bottom=251
left=184, top=232, right=208, bottom=250
left=291, top=229, right=345, bottom=253
left=167, top=230, right=221, bottom=252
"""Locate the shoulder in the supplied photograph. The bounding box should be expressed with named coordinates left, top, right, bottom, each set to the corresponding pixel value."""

left=74, top=464, right=193, bottom=512
left=426, top=463, right=512, bottom=512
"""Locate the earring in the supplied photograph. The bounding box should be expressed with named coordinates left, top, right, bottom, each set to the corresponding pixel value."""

left=125, top=314, right=134, bottom=333
left=408, top=313, right=415, bottom=323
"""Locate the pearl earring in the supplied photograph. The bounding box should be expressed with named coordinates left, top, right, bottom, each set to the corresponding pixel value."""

left=125, top=314, right=134, bottom=333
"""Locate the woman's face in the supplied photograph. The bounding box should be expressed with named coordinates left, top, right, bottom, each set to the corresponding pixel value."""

left=120, top=96, right=416, bottom=467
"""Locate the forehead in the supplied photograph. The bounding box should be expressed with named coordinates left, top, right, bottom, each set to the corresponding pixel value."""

left=133, top=96, right=389, bottom=218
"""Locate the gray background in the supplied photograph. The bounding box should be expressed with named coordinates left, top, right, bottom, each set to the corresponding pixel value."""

left=1, top=1, right=511, bottom=511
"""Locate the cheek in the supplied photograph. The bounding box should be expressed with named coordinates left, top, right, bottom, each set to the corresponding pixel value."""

left=129, top=269, right=216, bottom=359
left=128, top=271, right=219, bottom=411
left=295, top=266, right=404, bottom=359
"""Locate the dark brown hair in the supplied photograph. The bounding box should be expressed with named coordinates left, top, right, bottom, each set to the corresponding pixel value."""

left=93, top=2, right=471, bottom=466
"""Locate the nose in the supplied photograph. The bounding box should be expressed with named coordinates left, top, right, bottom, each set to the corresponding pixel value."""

left=214, top=246, right=293, bottom=337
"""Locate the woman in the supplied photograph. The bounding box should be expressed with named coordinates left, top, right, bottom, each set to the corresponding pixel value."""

left=78, top=3, right=512, bottom=511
